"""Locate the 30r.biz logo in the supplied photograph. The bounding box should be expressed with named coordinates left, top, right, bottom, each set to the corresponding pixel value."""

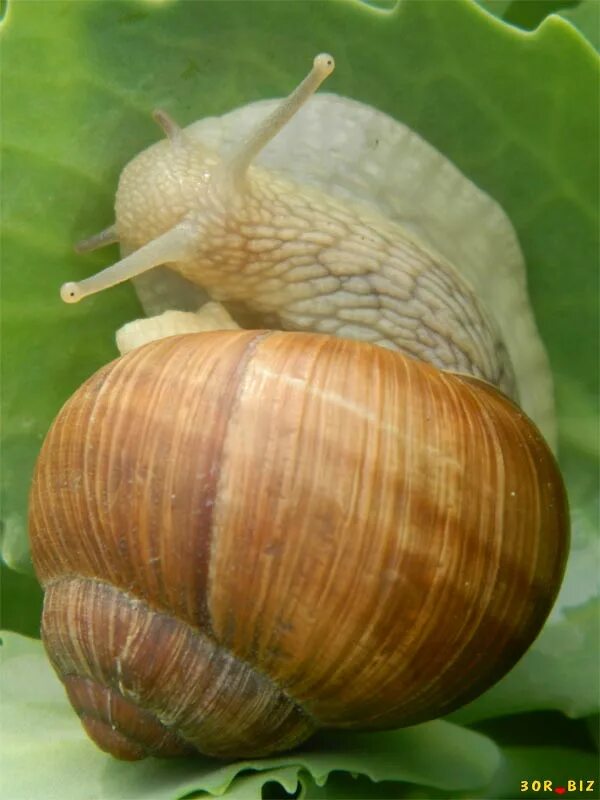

left=521, top=780, right=597, bottom=794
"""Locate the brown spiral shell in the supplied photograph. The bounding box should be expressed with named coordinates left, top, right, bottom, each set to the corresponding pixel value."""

left=29, top=330, right=569, bottom=759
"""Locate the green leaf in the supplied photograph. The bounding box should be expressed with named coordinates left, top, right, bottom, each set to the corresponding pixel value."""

left=476, top=0, right=600, bottom=53
left=476, top=0, right=514, bottom=19
left=560, top=0, right=600, bottom=50
left=1, top=0, right=598, bottom=795
left=0, top=562, right=42, bottom=639
left=501, top=1, right=581, bottom=30
left=0, top=632, right=500, bottom=800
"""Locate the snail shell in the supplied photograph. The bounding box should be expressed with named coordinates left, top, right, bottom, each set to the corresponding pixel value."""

left=29, top=331, right=569, bottom=760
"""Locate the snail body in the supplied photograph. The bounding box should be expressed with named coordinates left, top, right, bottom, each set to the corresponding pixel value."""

left=119, top=143, right=515, bottom=394
left=30, top=331, right=568, bottom=759
left=61, top=54, right=556, bottom=426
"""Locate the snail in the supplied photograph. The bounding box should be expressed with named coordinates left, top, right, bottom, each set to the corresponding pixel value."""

left=29, top=55, right=569, bottom=761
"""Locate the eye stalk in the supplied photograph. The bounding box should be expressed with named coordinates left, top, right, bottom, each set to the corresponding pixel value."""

left=60, top=225, right=192, bottom=303
left=225, top=52, right=335, bottom=188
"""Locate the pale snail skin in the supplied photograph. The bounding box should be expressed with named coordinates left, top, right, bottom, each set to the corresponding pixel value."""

left=61, top=53, right=519, bottom=401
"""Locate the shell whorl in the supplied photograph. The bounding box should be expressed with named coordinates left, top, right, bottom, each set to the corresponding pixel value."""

left=42, top=578, right=315, bottom=758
